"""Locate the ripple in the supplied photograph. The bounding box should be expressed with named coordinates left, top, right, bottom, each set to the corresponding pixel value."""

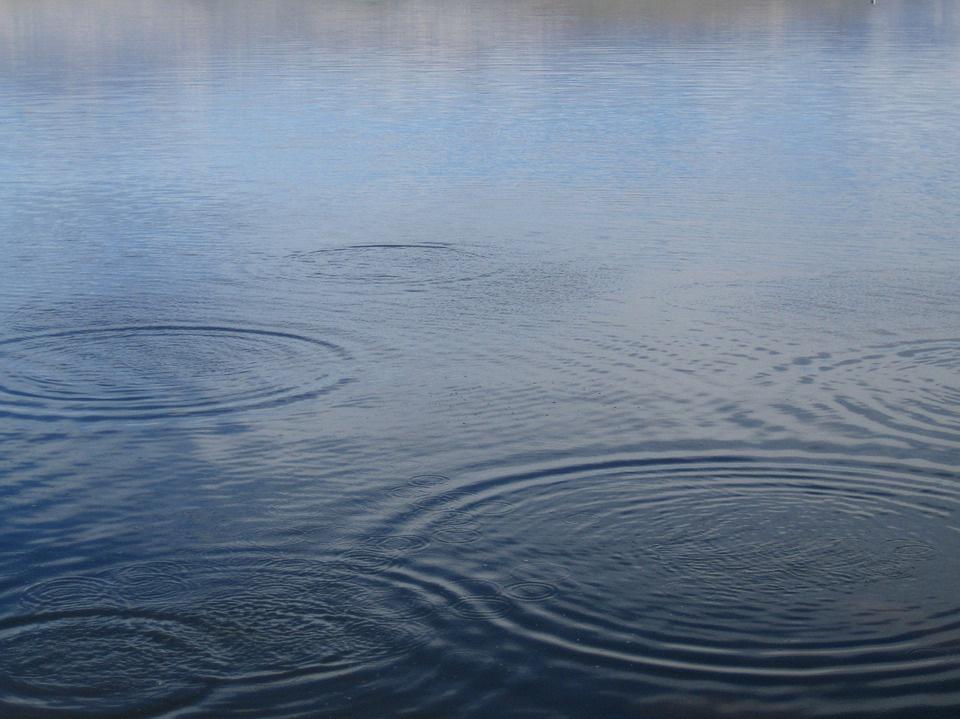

left=670, top=269, right=960, bottom=328
left=504, top=581, right=558, bottom=602
left=253, top=522, right=350, bottom=549
left=0, top=611, right=222, bottom=714
left=432, top=527, right=484, bottom=544
left=470, top=499, right=516, bottom=516
left=408, top=474, right=450, bottom=487
left=362, top=534, right=431, bottom=552
left=432, top=510, right=481, bottom=527
left=767, top=338, right=960, bottom=445
left=20, top=575, right=122, bottom=612
left=388, top=485, right=430, bottom=500
left=561, top=510, right=604, bottom=526
left=273, top=244, right=497, bottom=289
left=451, top=596, right=513, bottom=619
left=336, top=617, right=433, bottom=661
left=336, top=548, right=398, bottom=573
left=112, top=561, right=198, bottom=605
left=503, top=562, right=573, bottom=588
left=397, top=455, right=960, bottom=688
left=197, top=591, right=350, bottom=679
left=15, top=558, right=444, bottom=689
left=187, top=557, right=442, bottom=621
left=187, top=560, right=440, bottom=680
left=888, top=540, right=937, bottom=560
left=413, top=490, right=474, bottom=510
left=0, top=325, right=351, bottom=420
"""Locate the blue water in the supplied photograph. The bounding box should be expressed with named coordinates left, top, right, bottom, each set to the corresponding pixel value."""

left=2, top=1, right=960, bottom=717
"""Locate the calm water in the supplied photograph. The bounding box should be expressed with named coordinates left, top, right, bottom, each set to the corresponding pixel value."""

left=2, top=1, right=960, bottom=717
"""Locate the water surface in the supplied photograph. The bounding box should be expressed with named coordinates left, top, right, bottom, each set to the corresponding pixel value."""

left=1, top=1, right=960, bottom=717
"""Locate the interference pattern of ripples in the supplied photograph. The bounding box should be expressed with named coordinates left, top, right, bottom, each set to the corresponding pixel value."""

left=0, top=325, right=351, bottom=420
left=4, top=0, right=960, bottom=715
left=112, top=561, right=199, bottom=605
left=7, top=459, right=960, bottom=714
left=20, top=576, right=124, bottom=612
left=0, top=611, right=224, bottom=715
left=5, top=555, right=440, bottom=711
left=378, top=455, right=960, bottom=700
left=765, top=338, right=960, bottom=446
left=186, top=560, right=438, bottom=680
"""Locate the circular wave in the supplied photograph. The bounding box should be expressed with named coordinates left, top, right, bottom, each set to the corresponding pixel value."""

left=197, top=590, right=352, bottom=678
left=13, top=556, right=443, bottom=686
left=0, top=325, right=351, bottom=420
left=274, top=244, right=497, bottom=288
left=112, top=561, right=199, bottom=606
left=768, top=338, right=960, bottom=446
left=389, top=455, right=960, bottom=689
left=189, top=559, right=438, bottom=680
left=20, top=575, right=122, bottom=612
left=504, top=581, right=557, bottom=602
left=0, top=611, right=223, bottom=715
left=451, top=596, right=513, bottom=619
left=337, top=548, right=398, bottom=573
left=432, top=527, right=483, bottom=544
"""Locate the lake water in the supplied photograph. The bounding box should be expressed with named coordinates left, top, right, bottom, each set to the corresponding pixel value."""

left=1, top=1, right=959, bottom=717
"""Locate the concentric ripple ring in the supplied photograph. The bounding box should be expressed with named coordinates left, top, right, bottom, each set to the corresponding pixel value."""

left=390, top=454, right=960, bottom=694
left=0, top=610, right=224, bottom=714
left=0, top=325, right=352, bottom=420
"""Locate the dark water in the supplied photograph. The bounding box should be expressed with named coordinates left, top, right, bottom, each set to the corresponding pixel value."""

left=2, top=1, right=960, bottom=716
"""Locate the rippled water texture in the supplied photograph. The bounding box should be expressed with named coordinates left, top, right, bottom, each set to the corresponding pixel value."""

left=1, top=1, right=959, bottom=717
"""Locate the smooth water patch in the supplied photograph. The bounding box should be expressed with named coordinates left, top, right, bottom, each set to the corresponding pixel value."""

left=0, top=325, right=351, bottom=420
